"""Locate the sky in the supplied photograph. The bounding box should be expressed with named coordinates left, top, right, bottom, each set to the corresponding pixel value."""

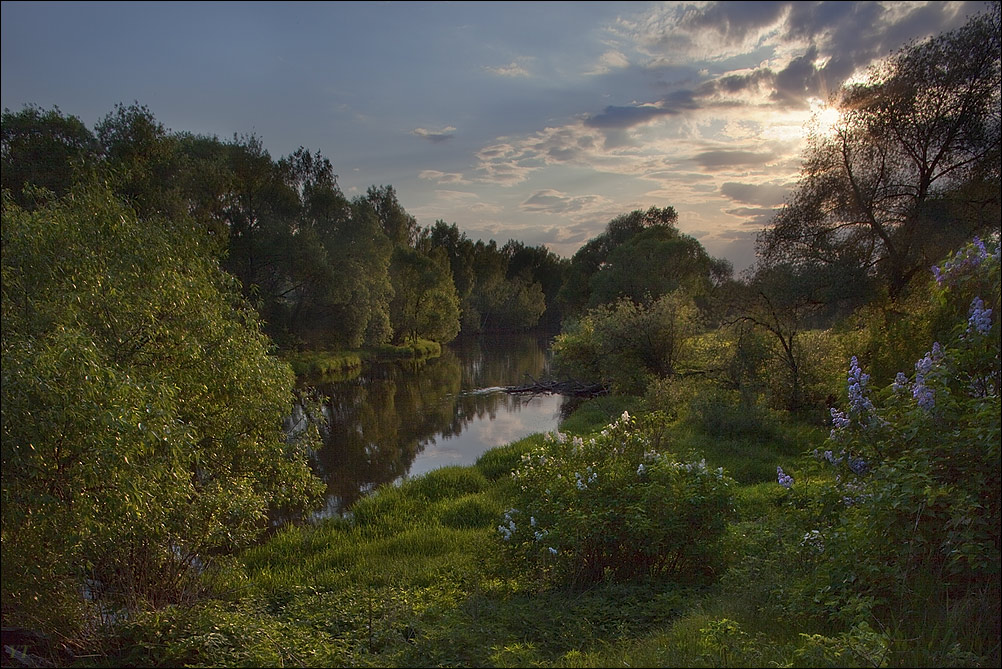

left=1, top=1, right=991, bottom=274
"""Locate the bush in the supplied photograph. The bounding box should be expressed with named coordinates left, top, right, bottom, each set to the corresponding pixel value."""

left=497, top=412, right=734, bottom=588
left=777, top=237, right=1001, bottom=662
left=1, top=184, right=323, bottom=638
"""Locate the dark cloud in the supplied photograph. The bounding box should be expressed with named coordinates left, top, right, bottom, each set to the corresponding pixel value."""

left=675, top=1, right=985, bottom=110
left=725, top=206, right=779, bottom=227
left=584, top=87, right=703, bottom=130
left=679, top=1, right=789, bottom=44
left=412, top=127, right=456, bottom=143
left=584, top=104, right=676, bottom=129
left=720, top=181, right=790, bottom=206
left=520, top=190, right=603, bottom=214
left=693, top=150, right=774, bottom=170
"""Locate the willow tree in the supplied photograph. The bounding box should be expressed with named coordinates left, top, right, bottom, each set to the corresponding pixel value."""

left=1, top=182, right=323, bottom=638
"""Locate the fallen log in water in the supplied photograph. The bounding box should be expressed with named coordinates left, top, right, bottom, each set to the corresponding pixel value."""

left=504, top=376, right=608, bottom=397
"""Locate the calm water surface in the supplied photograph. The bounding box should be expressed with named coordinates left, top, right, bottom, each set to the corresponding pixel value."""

left=303, top=333, right=570, bottom=518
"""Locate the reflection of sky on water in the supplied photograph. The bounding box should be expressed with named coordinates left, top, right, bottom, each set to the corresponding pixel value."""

left=405, top=391, right=565, bottom=479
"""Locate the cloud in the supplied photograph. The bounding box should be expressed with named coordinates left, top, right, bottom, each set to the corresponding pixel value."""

left=484, top=59, right=531, bottom=77
left=585, top=49, right=631, bottom=75
left=720, top=181, right=790, bottom=207
left=724, top=206, right=780, bottom=228
left=433, top=189, right=503, bottom=214
left=693, top=150, right=775, bottom=171
left=419, top=169, right=470, bottom=184
left=520, top=189, right=610, bottom=215
left=412, top=126, right=457, bottom=143
left=677, top=0, right=789, bottom=46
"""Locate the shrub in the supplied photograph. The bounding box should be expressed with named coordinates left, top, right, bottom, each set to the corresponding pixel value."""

left=497, top=411, right=734, bottom=587
left=779, top=237, right=1000, bottom=662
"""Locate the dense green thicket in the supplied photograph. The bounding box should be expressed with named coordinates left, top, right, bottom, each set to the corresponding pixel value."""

left=1, top=182, right=324, bottom=639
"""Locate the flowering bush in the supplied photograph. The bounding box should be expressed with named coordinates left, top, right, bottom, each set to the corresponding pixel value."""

left=792, top=237, right=1000, bottom=624
left=497, top=411, right=734, bottom=587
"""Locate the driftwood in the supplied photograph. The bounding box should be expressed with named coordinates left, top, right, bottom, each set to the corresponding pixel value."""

left=504, top=374, right=608, bottom=397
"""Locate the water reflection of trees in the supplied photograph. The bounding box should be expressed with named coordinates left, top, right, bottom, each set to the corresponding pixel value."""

left=306, top=333, right=558, bottom=516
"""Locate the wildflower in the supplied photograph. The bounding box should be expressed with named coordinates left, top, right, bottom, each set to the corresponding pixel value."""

left=548, top=547, right=558, bottom=555
left=892, top=372, right=909, bottom=395
left=846, top=356, right=876, bottom=418
left=777, top=466, right=793, bottom=489
left=966, top=297, right=993, bottom=337
left=637, top=463, right=646, bottom=476
left=801, top=530, right=824, bottom=553
left=849, top=457, right=868, bottom=476
left=912, top=343, right=942, bottom=412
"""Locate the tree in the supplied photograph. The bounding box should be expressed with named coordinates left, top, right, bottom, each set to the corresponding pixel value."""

left=759, top=6, right=1001, bottom=301
left=364, top=184, right=418, bottom=247
left=1, top=104, right=99, bottom=206
left=558, top=206, right=730, bottom=316
left=389, top=246, right=460, bottom=344
left=1, top=182, right=323, bottom=637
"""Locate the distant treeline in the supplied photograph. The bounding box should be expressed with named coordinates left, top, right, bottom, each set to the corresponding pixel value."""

left=1, top=104, right=579, bottom=349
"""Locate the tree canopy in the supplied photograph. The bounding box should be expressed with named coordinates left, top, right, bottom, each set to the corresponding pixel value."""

left=758, top=4, right=1001, bottom=301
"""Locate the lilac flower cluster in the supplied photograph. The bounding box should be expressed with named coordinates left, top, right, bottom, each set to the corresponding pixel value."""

left=777, top=466, right=794, bottom=488
left=965, top=297, right=993, bottom=338
left=801, top=529, right=825, bottom=553
left=839, top=477, right=869, bottom=506
left=912, top=342, right=943, bottom=412
left=830, top=356, right=880, bottom=439
left=931, top=236, right=1001, bottom=287
left=892, top=372, right=910, bottom=395
left=847, top=356, right=876, bottom=415
left=497, top=508, right=519, bottom=541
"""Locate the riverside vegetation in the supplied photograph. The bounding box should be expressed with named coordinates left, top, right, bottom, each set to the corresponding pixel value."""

left=2, top=7, right=1000, bottom=667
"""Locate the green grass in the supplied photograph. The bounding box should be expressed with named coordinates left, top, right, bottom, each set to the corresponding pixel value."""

left=93, top=397, right=997, bottom=668
left=281, top=339, right=442, bottom=382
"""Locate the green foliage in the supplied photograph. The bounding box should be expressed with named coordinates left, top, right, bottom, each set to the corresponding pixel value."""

left=769, top=237, right=1001, bottom=662
left=283, top=350, right=363, bottom=379
left=111, top=599, right=343, bottom=667
left=499, top=412, right=735, bottom=587
left=553, top=291, right=703, bottom=393
left=1, top=104, right=99, bottom=205
left=399, top=466, right=488, bottom=503
left=389, top=245, right=461, bottom=344
left=557, top=206, right=731, bottom=318
left=1, top=182, right=323, bottom=637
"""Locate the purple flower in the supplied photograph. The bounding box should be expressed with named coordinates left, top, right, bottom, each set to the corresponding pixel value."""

left=912, top=344, right=942, bottom=412
left=849, top=457, right=868, bottom=476
left=913, top=383, right=935, bottom=411
left=966, top=297, right=993, bottom=337
left=777, top=466, right=793, bottom=489
left=892, top=372, right=910, bottom=395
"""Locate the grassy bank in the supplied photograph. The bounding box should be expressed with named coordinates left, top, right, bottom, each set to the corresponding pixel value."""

left=95, top=394, right=997, bottom=668
left=281, top=339, right=442, bottom=381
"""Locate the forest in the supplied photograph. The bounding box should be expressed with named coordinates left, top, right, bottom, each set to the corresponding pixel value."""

left=1, top=5, right=999, bottom=667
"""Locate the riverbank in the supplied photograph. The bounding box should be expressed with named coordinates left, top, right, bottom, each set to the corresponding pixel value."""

left=89, top=396, right=835, bottom=667
left=281, top=338, right=442, bottom=380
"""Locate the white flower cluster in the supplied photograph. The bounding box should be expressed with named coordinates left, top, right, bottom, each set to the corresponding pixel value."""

left=574, top=467, right=598, bottom=490
left=497, top=508, right=518, bottom=541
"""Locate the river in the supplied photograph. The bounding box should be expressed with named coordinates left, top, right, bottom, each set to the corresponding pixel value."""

left=300, top=332, right=571, bottom=519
